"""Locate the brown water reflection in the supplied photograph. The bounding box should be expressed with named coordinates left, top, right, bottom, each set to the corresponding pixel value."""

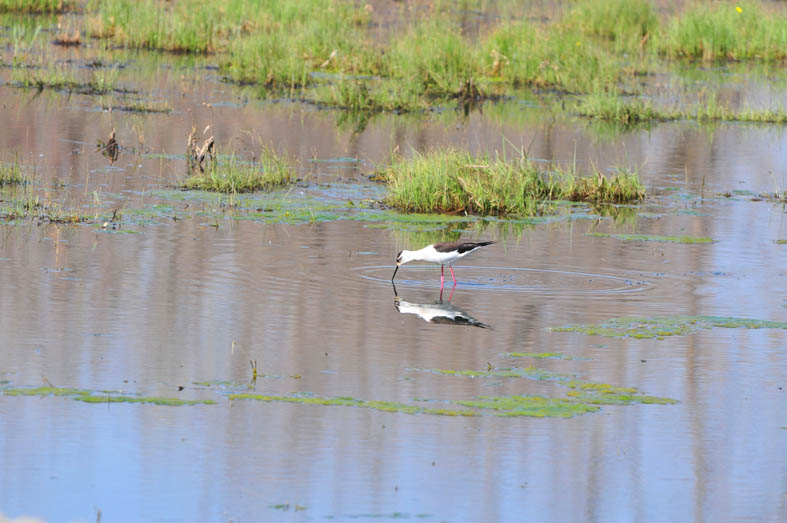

left=0, top=43, right=785, bottom=523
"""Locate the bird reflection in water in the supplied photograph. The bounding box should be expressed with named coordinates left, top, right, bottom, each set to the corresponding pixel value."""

left=392, top=282, right=492, bottom=329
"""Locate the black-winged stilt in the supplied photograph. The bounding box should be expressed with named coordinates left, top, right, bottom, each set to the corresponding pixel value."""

left=391, top=241, right=495, bottom=287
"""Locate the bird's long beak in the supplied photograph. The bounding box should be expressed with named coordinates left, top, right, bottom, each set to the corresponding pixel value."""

left=391, top=264, right=399, bottom=281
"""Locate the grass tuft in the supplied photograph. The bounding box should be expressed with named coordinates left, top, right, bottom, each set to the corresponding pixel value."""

left=181, top=146, right=294, bottom=193
left=660, top=1, right=787, bottom=61
left=0, top=0, right=74, bottom=13
left=379, top=149, right=645, bottom=216
left=563, top=0, right=659, bottom=53
left=0, top=161, right=27, bottom=185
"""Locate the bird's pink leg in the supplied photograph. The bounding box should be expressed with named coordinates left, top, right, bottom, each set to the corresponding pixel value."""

left=449, top=266, right=457, bottom=284
left=440, top=265, right=445, bottom=289
left=448, top=282, right=456, bottom=302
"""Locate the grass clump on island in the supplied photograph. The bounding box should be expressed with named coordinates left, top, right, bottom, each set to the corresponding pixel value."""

left=379, top=149, right=645, bottom=216
left=0, top=0, right=74, bottom=13
left=574, top=91, right=787, bottom=125
left=658, top=1, right=787, bottom=61
left=181, top=146, right=294, bottom=193
left=11, top=63, right=125, bottom=95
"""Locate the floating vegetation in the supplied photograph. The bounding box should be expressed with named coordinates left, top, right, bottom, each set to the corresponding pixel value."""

left=586, top=232, right=713, bottom=244
left=228, top=393, right=479, bottom=417
left=181, top=146, right=294, bottom=193
left=425, top=364, right=677, bottom=414
left=551, top=315, right=787, bottom=339
left=457, top=396, right=600, bottom=418
left=505, top=352, right=573, bottom=360
left=0, top=385, right=215, bottom=406
left=379, top=149, right=645, bottom=217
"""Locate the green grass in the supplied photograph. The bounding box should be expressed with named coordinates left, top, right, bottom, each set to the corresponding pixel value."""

left=87, top=0, right=220, bottom=53
left=181, top=147, right=294, bottom=193
left=562, top=0, right=659, bottom=54
left=574, top=91, right=787, bottom=124
left=659, top=1, right=787, bottom=61
left=0, top=0, right=74, bottom=12
left=11, top=64, right=123, bottom=94
left=0, top=161, right=26, bottom=185
left=483, top=20, right=624, bottom=93
left=379, top=149, right=645, bottom=216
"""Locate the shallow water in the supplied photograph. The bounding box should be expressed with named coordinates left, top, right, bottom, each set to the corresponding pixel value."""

left=1, top=30, right=786, bottom=523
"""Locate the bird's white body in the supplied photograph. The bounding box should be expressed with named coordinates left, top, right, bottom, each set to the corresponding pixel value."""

left=398, top=245, right=469, bottom=266
left=392, top=241, right=495, bottom=287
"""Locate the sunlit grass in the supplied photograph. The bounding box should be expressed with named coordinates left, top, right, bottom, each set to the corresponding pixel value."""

left=11, top=63, right=122, bottom=94
left=0, top=0, right=74, bottom=13
left=562, top=0, right=659, bottom=54
left=181, top=147, right=294, bottom=193
left=574, top=91, right=787, bottom=124
left=379, top=149, right=645, bottom=216
left=659, top=1, right=787, bottom=61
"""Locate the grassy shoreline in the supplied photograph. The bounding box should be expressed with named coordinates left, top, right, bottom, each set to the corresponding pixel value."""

left=3, top=1, right=786, bottom=122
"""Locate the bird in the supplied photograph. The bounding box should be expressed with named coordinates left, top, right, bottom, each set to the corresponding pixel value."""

left=391, top=241, right=495, bottom=288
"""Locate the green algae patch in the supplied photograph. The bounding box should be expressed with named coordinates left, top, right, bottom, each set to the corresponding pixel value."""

left=1, top=385, right=215, bottom=406
left=228, top=393, right=478, bottom=417
left=425, top=366, right=679, bottom=409
left=428, top=366, right=567, bottom=381
left=551, top=315, right=787, bottom=339
left=457, top=395, right=600, bottom=418
left=505, top=352, right=572, bottom=360
left=586, top=232, right=713, bottom=244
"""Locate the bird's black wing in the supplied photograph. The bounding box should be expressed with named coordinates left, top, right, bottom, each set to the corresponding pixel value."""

left=433, top=241, right=495, bottom=254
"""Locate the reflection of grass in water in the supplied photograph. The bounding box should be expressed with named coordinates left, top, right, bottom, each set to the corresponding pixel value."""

left=586, top=232, right=713, bottom=244
left=551, top=315, right=787, bottom=339
left=380, top=149, right=645, bottom=216
left=1, top=386, right=215, bottom=406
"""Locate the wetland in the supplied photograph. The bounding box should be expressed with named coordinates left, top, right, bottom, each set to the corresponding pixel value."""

left=0, top=1, right=785, bottom=521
